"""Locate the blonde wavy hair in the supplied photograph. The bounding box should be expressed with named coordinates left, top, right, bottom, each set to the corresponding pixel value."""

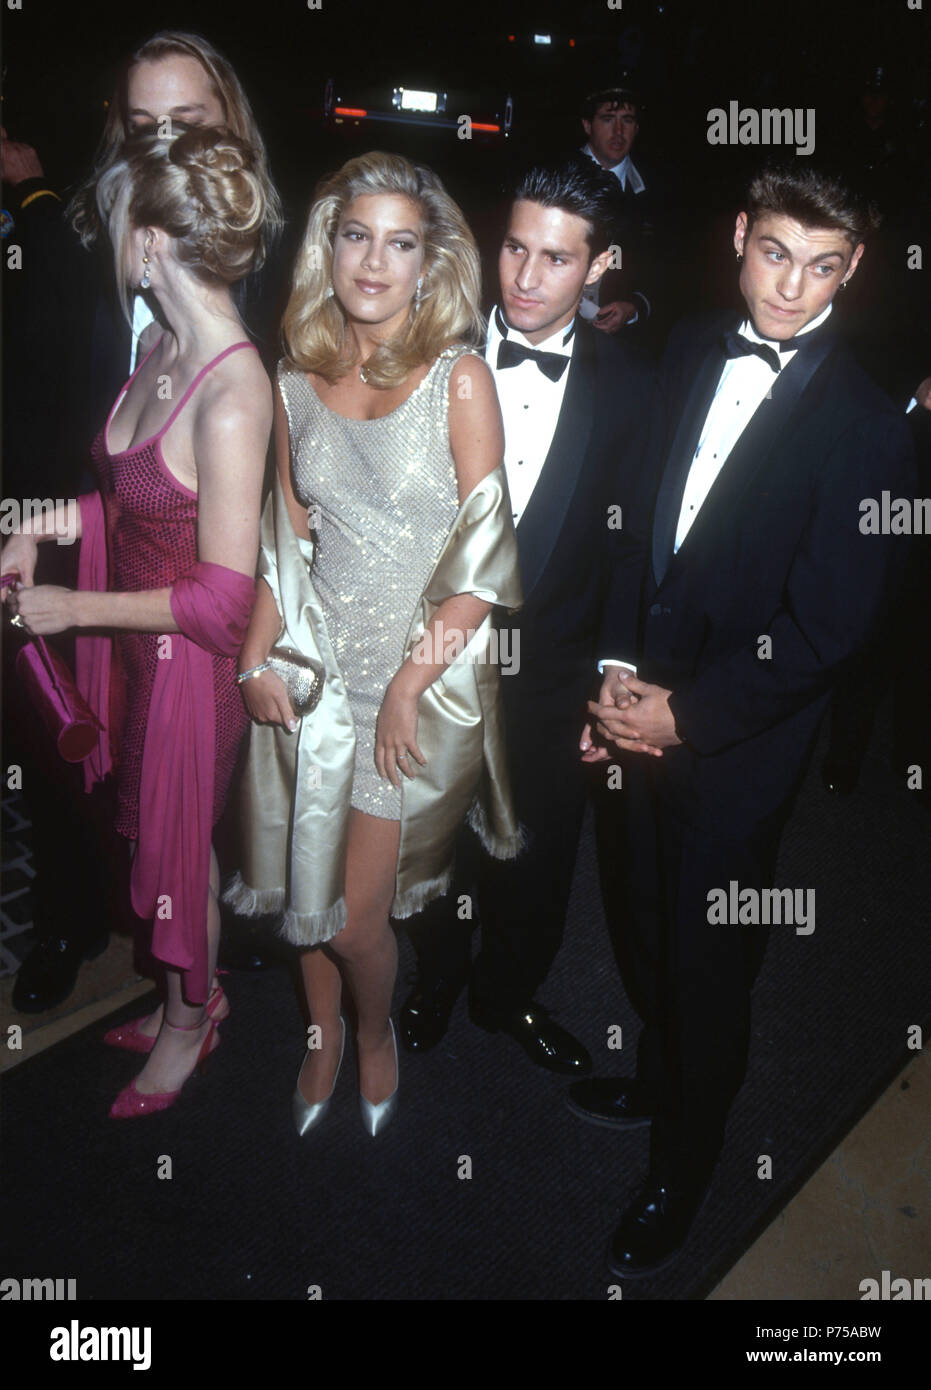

left=69, top=29, right=282, bottom=247
left=95, top=126, right=270, bottom=323
left=283, top=152, right=484, bottom=388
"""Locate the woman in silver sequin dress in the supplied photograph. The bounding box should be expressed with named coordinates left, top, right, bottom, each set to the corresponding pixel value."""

left=237, top=153, right=519, bottom=1135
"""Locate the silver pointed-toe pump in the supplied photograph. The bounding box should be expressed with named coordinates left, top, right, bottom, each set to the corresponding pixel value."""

left=359, top=1019, right=399, bottom=1137
left=293, top=1017, right=346, bottom=1136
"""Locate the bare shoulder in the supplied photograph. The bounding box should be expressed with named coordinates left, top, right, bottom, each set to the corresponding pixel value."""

left=445, top=351, right=503, bottom=498
left=197, top=344, right=273, bottom=436
left=447, top=351, right=500, bottom=425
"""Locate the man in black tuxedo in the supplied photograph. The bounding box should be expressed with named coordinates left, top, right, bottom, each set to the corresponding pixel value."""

left=401, top=162, right=662, bottom=1074
left=573, top=165, right=916, bottom=1276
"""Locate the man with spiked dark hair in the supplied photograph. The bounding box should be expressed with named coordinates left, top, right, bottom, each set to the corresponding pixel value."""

left=575, top=163, right=915, bottom=1278
left=401, top=161, right=662, bottom=1075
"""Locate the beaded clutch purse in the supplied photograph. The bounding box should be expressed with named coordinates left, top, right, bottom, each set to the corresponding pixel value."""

left=267, top=645, right=325, bottom=718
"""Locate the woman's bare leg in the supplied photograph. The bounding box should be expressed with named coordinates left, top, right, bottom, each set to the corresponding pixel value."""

left=134, top=970, right=228, bottom=1039
left=296, top=946, right=344, bottom=1104
left=132, top=837, right=227, bottom=1038
left=129, top=845, right=223, bottom=1094
left=326, top=809, right=400, bottom=1105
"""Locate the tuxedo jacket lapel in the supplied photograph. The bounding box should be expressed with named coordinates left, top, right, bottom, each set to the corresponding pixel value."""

left=655, top=327, right=838, bottom=589
left=516, top=327, right=594, bottom=601
left=652, top=343, right=724, bottom=586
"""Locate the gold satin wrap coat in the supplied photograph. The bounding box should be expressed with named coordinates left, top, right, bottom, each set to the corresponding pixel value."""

left=224, top=465, right=524, bottom=946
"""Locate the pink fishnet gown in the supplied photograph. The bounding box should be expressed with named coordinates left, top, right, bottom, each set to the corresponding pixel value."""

left=90, top=339, right=255, bottom=839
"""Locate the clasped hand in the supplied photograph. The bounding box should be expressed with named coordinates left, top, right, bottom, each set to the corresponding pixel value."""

left=580, top=669, right=681, bottom=761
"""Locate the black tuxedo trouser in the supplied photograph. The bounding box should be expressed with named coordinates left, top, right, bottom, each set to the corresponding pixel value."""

left=602, top=758, right=779, bottom=1185
left=407, top=682, right=592, bottom=1019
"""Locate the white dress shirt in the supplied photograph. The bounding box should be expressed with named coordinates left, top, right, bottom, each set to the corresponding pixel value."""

left=485, top=306, right=576, bottom=527
left=581, top=144, right=645, bottom=194
left=598, top=301, right=833, bottom=677
left=674, top=302, right=833, bottom=551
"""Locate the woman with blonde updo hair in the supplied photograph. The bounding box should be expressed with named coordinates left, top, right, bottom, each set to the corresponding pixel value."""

left=227, top=152, right=522, bottom=1137
left=2, top=125, right=274, bottom=1118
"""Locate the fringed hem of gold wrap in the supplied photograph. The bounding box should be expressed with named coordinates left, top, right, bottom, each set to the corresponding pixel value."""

left=227, top=464, right=524, bottom=945
left=223, top=871, right=349, bottom=945
left=467, top=798, right=529, bottom=861
left=393, top=464, right=524, bottom=913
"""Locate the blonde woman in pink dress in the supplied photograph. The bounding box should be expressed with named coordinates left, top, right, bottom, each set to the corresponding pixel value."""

left=2, top=126, right=274, bottom=1117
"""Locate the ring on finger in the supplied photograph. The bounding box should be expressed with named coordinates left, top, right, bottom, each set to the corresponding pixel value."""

left=10, top=613, right=25, bottom=629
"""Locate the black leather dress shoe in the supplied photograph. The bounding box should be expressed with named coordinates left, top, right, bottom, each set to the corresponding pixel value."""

left=470, top=997, right=592, bottom=1076
left=12, top=934, right=109, bottom=1014
left=399, top=974, right=465, bottom=1052
left=566, top=1076, right=654, bottom=1129
left=608, top=1176, right=710, bottom=1278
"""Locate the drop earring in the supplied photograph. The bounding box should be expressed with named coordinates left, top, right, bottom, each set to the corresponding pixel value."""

left=414, top=276, right=423, bottom=309
left=141, top=238, right=152, bottom=290
left=736, top=251, right=743, bottom=263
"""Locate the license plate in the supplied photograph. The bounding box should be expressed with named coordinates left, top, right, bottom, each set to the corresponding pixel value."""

left=400, top=89, right=438, bottom=112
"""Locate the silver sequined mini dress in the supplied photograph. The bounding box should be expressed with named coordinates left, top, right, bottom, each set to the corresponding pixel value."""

left=278, top=347, right=476, bottom=819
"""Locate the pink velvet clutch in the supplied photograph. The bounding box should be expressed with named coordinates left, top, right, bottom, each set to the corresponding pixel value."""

left=2, top=571, right=103, bottom=763
left=15, top=634, right=104, bottom=762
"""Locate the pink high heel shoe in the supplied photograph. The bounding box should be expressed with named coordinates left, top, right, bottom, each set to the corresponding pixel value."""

left=103, top=977, right=229, bottom=1054
left=108, top=1017, right=220, bottom=1119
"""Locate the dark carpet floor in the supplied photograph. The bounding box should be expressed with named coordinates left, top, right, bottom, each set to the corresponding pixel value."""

left=1, top=704, right=929, bottom=1300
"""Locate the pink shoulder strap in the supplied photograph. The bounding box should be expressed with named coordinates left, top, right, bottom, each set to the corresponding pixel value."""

left=157, top=340, right=258, bottom=439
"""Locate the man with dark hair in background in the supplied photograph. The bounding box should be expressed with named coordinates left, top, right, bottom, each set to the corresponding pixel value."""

left=571, top=85, right=658, bottom=340
left=575, top=165, right=915, bottom=1276
left=401, top=161, right=662, bottom=1075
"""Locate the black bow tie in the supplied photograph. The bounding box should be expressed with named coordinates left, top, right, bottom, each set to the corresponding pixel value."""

left=721, top=328, right=817, bottom=374
left=496, top=337, right=570, bottom=382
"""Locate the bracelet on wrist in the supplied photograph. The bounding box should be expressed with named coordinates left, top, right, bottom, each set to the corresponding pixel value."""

left=236, top=661, right=271, bottom=685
